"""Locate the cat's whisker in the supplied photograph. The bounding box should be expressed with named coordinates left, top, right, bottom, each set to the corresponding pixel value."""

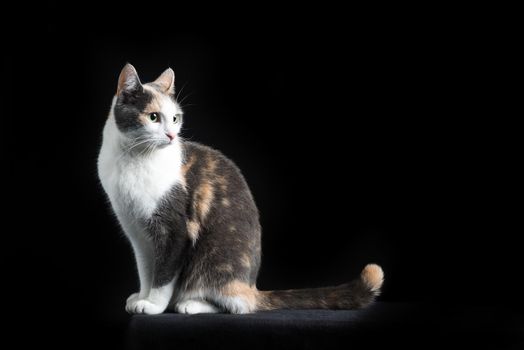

left=135, top=142, right=151, bottom=159
left=126, top=139, right=152, bottom=153
left=177, top=91, right=194, bottom=106
left=128, top=139, right=150, bottom=149
left=148, top=143, right=158, bottom=157
left=146, top=143, right=159, bottom=158
left=116, top=138, right=155, bottom=161
left=138, top=140, right=161, bottom=159
left=175, top=82, right=189, bottom=103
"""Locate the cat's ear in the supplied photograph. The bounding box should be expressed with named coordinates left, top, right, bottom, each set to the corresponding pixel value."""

left=153, top=68, right=175, bottom=95
left=117, top=63, right=142, bottom=95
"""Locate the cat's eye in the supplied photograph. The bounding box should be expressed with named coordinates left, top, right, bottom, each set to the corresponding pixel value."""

left=149, top=113, right=159, bottom=122
left=173, top=114, right=182, bottom=123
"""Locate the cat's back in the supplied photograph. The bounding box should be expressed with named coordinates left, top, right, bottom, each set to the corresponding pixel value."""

left=182, top=141, right=251, bottom=190
left=181, top=141, right=258, bottom=220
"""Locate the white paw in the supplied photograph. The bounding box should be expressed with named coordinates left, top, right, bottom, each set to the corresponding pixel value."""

left=176, top=300, right=220, bottom=314
left=126, top=298, right=166, bottom=315
left=126, top=292, right=140, bottom=304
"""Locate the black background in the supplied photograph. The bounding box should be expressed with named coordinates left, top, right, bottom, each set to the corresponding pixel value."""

left=2, top=3, right=521, bottom=348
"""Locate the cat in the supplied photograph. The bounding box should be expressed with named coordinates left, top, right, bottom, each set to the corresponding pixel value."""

left=97, top=64, right=384, bottom=315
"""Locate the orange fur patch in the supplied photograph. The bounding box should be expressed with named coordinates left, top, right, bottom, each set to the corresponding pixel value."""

left=196, top=182, right=214, bottom=220
left=216, top=176, right=228, bottom=191
left=192, top=156, right=218, bottom=221
left=205, top=157, right=218, bottom=174
left=182, top=155, right=196, bottom=178
left=361, top=264, right=384, bottom=292
left=135, top=87, right=168, bottom=128
left=240, top=254, right=251, bottom=269
left=180, top=155, right=196, bottom=188
left=217, top=264, right=234, bottom=273
left=142, top=85, right=164, bottom=114
left=187, top=220, right=200, bottom=242
left=222, top=280, right=258, bottom=310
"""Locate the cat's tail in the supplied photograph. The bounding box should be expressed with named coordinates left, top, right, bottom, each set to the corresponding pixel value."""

left=256, top=264, right=384, bottom=311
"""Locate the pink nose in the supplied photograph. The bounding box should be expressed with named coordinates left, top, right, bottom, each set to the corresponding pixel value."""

left=166, top=133, right=176, bottom=141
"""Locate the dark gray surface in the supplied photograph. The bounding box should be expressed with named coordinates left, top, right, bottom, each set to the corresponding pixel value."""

left=126, top=302, right=524, bottom=349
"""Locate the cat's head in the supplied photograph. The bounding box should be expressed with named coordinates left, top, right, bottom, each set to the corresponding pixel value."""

left=112, top=64, right=182, bottom=149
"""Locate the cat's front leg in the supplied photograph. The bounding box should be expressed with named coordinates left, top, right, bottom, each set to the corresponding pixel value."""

left=122, top=223, right=155, bottom=310
left=127, top=227, right=187, bottom=315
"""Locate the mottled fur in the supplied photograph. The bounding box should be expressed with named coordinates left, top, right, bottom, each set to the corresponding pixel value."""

left=98, top=64, right=384, bottom=315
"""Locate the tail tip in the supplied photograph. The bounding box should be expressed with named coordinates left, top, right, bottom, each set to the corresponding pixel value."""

left=361, top=263, right=384, bottom=292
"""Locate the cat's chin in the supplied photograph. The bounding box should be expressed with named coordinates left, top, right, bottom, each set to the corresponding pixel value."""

left=157, top=141, right=174, bottom=149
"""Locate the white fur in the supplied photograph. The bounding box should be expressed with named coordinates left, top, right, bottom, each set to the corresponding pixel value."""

left=123, top=220, right=154, bottom=299
left=143, top=85, right=180, bottom=134
left=176, top=300, right=220, bottom=314
left=126, top=278, right=176, bottom=315
left=216, top=295, right=253, bottom=314
left=98, top=110, right=183, bottom=219
left=177, top=288, right=254, bottom=314
left=98, top=95, right=183, bottom=314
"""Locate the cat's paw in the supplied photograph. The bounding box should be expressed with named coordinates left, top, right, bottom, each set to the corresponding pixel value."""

left=126, top=292, right=140, bottom=304
left=126, top=299, right=166, bottom=315
left=176, top=300, right=220, bottom=314
left=125, top=293, right=140, bottom=312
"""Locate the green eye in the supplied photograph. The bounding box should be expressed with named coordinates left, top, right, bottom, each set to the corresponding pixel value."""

left=149, top=113, right=159, bottom=122
left=173, top=114, right=182, bottom=123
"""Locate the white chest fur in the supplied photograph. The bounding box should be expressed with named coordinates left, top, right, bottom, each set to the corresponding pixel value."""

left=97, top=117, right=183, bottom=220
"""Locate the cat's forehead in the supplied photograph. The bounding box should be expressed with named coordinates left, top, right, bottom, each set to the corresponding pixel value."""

left=142, top=84, right=179, bottom=115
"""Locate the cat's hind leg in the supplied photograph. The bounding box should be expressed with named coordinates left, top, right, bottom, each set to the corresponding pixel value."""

left=213, top=281, right=258, bottom=314
left=176, top=299, right=220, bottom=314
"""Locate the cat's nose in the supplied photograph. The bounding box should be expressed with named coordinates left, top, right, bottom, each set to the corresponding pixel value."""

left=166, top=132, right=176, bottom=141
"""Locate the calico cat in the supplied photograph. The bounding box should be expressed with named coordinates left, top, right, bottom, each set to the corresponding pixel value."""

left=97, top=64, right=384, bottom=315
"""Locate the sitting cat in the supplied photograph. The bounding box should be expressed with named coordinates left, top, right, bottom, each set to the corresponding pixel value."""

left=97, top=64, right=384, bottom=315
